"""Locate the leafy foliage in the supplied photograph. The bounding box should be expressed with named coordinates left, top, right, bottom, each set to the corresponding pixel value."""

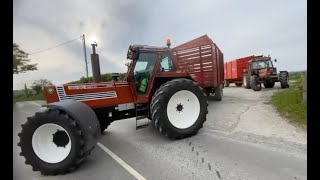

left=31, top=79, right=52, bottom=94
left=13, top=43, right=38, bottom=74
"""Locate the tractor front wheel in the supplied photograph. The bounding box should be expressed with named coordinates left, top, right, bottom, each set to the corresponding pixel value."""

left=150, top=78, right=208, bottom=139
left=250, top=75, right=262, bottom=91
left=18, top=109, right=93, bottom=175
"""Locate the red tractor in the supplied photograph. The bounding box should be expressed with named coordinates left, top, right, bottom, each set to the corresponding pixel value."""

left=242, top=55, right=289, bottom=91
left=17, top=35, right=224, bottom=175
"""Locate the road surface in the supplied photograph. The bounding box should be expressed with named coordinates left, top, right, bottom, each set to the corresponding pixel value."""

left=13, top=83, right=307, bottom=180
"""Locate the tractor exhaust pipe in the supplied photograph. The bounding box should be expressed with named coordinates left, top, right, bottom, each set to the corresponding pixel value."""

left=90, top=43, right=101, bottom=83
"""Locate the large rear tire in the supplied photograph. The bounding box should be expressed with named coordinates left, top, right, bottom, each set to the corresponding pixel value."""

left=18, top=109, right=93, bottom=175
left=250, top=75, right=262, bottom=91
left=150, top=78, right=208, bottom=139
left=243, top=73, right=251, bottom=89
left=279, top=71, right=289, bottom=88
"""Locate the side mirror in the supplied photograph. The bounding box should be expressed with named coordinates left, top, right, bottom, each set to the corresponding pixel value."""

left=274, top=59, right=277, bottom=62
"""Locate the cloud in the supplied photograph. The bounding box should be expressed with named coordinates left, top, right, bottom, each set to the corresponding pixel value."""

left=13, top=0, right=306, bottom=89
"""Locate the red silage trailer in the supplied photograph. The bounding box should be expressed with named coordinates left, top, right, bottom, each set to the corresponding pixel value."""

left=173, top=35, right=224, bottom=96
left=224, top=55, right=254, bottom=87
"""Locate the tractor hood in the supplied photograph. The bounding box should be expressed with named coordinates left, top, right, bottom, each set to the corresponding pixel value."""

left=43, top=81, right=134, bottom=109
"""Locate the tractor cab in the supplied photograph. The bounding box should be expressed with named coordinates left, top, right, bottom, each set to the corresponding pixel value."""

left=249, top=56, right=273, bottom=69
left=125, top=44, right=176, bottom=103
left=248, top=56, right=277, bottom=78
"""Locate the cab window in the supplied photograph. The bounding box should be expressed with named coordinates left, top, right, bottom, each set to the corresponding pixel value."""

left=160, top=52, right=173, bottom=71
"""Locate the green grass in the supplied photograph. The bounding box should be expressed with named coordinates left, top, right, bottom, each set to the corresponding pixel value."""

left=13, top=93, right=45, bottom=104
left=270, top=77, right=307, bottom=128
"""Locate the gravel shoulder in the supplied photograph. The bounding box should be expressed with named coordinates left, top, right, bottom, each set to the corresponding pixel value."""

left=205, top=82, right=307, bottom=151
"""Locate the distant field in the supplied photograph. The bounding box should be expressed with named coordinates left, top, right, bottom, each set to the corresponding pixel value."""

left=289, top=71, right=304, bottom=80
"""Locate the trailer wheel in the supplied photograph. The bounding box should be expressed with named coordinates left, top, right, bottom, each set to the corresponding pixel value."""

left=263, top=81, right=275, bottom=88
left=150, top=78, right=208, bottom=139
left=279, top=71, right=289, bottom=88
left=203, top=88, right=213, bottom=96
left=250, top=75, right=262, bottom=91
left=224, top=81, right=230, bottom=87
left=18, top=109, right=92, bottom=175
left=214, top=84, right=223, bottom=101
left=243, top=73, right=251, bottom=89
left=235, top=83, right=243, bottom=87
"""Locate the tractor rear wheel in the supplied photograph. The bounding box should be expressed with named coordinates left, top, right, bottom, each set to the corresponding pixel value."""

left=250, top=75, right=262, bottom=91
left=243, top=73, right=251, bottom=89
left=263, top=81, right=275, bottom=88
left=279, top=71, right=289, bottom=88
left=150, top=78, right=208, bottom=139
left=235, top=83, right=243, bottom=87
left=18, top=109, right=93, bottom=175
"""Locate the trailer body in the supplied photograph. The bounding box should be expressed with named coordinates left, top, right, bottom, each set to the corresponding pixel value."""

left=172, top=35, right=224, bottom=94
left=224, top=55, right=254, bottom=85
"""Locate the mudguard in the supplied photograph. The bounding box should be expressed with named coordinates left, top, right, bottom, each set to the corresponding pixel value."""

left=43, top=101, right=101, bottom=152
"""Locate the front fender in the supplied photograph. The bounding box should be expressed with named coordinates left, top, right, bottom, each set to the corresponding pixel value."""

left=43, top=100, right=101, bottom=151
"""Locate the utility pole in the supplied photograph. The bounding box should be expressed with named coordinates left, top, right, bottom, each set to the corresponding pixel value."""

left=81, top=34, right=89, bottom=78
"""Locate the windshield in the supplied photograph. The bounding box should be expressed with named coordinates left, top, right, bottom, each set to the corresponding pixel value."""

left=251, top=60, right=272, bottom=69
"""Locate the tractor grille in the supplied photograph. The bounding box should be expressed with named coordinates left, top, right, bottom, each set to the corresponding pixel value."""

left=56, top=86, right=117, bottom=101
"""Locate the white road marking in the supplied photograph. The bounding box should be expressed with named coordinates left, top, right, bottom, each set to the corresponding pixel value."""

left=97, top=142, right=147, bottom=180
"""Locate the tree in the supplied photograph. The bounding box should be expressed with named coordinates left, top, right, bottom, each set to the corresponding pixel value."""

left=31, top=79, right=52, bottom=94
left=24, top=83, right=34, bottom=97
left=13, top=43, right=38, bottom=74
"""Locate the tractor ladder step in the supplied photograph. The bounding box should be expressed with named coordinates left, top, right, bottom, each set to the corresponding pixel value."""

left=135, top=104, right=150, bottom=130
left=136, top=116, right=150, bottom=130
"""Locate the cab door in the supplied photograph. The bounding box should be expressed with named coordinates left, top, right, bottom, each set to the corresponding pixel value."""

left=129, top=52, right=160, bottom=103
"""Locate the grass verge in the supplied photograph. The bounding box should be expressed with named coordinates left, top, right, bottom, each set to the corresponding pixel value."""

left=270, top=77, right=307, bottom=128
left=13, top=93, right=45, bottom=105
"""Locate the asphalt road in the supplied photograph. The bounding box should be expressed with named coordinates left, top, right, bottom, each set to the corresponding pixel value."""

left=13, top=83, right=307, bottom=180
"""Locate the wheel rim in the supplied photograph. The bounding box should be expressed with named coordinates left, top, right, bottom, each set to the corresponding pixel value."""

left=167, top=90, right=200, bottom=129
left=32, top=123, right=71, bottom=163
left=243, top=76, right=247, bottom=86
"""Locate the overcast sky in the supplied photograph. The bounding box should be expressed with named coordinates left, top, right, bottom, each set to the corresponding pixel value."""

left=13, top=0, right=307, bottom=90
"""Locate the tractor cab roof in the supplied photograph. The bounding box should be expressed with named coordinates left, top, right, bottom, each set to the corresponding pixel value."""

left=249, top=55, right=271, bottom=63
left=127, top=45, right=170, bottom=60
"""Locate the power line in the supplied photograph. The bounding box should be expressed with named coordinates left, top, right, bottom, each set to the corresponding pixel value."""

left=29, top=37, right=80, bottom=56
